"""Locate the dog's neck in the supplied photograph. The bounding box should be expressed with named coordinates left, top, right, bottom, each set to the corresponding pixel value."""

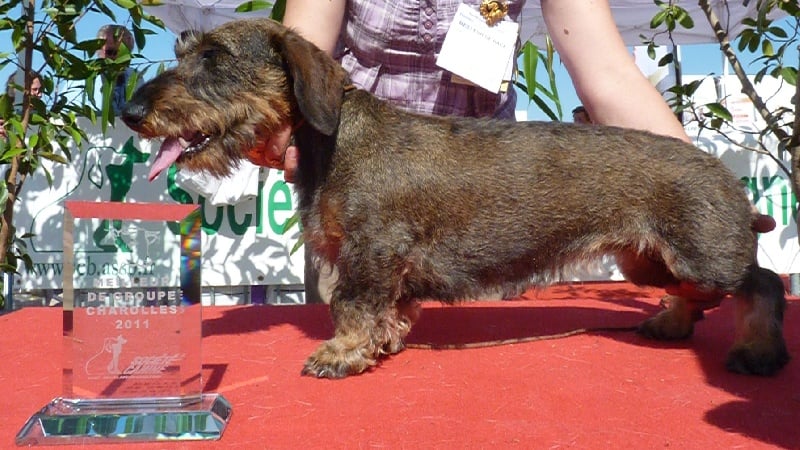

left=292, top=83, right=359, bottom=209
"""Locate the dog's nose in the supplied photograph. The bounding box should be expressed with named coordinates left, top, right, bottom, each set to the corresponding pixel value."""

left=121, top=101, right=147, bottom=130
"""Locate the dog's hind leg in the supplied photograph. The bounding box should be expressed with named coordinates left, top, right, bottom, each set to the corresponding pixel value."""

left=620, top=248, right=789, bottom=375
left=637, top=291, right=724, bottom=341
left=726, top=266, right=789, bottom=375
left=615, top=250, right=719, bottom=340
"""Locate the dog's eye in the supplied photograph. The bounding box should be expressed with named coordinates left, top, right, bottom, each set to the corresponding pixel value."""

left=201, top=48, right=217, bottom=61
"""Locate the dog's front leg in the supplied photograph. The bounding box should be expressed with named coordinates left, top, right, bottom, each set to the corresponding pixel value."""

left=301, top=284, right=419, bottom=379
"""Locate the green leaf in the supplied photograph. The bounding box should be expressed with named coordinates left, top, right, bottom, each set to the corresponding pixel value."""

left=289, top=235, right=304, bottom=255
left=521, top=42, right=539, bottom=101
left=650, top=10, right=667, bottom=29
left=530, top=95, right=559, bottom=122
left=133, top=24, right=147, bottom=51
left=126, top=70, right=141, bottom=100
left=0, top=181, right=7, bottom=215
left=95, top=1, right=118, bottom=21
left=43, top=164, right=54, bottom=188
left=281, top=211, right=300, bottom=234
left=705, top=102, right=733, bottom=121
left=768, top=26, right=787, bottom=38
left=676, top=9, right=694, bottom=29
left=28, top=134, right=39, bottom=150
left=681, top=79, right=704, bottom=97
left=235, top=1, right=273, bottom=13
left=657, top=53, right=674, bottom=66
left=780, top=67, right=797, bottom=86
left=68, top=126, right=83, bottom=146
left=270, top=0, right=286, bottom=21
left=737, top=30, right=752, bottom=52
left=116, top=0, right=138, bottom=9
left=20, top=254, right=33, bottom=273
left=101, top=80, right=113, bottom=133
left=0, top=146, right=27, bottom=162
left=748, top=35, right=760, bottom=53
left=761, top=40, right=774, bottom=57
left=38, top=151, right=69, bottom=164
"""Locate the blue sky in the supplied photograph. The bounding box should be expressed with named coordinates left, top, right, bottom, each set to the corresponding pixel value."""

left=2, top=8, right=796, bottom=123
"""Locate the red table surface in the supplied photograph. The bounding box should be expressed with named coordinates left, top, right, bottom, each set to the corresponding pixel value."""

left=2, top=281, right=798, bottom=449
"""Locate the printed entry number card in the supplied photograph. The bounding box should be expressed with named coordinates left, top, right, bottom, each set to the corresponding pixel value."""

left=437, top=3, right=519, bottom=93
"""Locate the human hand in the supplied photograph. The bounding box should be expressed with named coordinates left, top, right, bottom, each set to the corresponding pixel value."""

left=244, top=123, right=297, bottom=183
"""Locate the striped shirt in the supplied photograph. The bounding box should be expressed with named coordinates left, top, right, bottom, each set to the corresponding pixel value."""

left=335, top=0, right=525, bottom=119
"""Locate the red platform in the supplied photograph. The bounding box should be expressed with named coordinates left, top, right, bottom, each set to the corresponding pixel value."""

left=2, top=282, right=798, bottom=449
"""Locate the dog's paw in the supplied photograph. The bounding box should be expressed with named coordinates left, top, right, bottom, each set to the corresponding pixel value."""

left=637, top=295, right=701, bottom=340
left=301, top=338, right=375, bottom=379
left=726, top=338, right=790, bottom=376
left=637, top=312, right=695, bottom=340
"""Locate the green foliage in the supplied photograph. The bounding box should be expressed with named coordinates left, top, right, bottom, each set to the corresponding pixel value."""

left=282, top=211, right=303, bottom=255
left=646, top=0, right=799, bottom=189
left=516, top=39, right=563, bottom=121
left=644, top=1, right=797, bottom=130
left=234, top=0, right=286, bottom=20
left=650, top=0, right=695, bottom=31
left=0, top=0, right=165, bottom=307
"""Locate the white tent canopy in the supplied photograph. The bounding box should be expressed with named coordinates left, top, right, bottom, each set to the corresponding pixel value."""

left=144, top=0, right=767, bottom=46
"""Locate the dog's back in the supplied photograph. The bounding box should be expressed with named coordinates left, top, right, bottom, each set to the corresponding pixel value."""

left=311, top=91, right=753, bottom=297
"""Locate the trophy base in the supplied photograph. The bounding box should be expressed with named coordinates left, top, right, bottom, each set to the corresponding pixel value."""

left=15, top=393, right=231, bottom=446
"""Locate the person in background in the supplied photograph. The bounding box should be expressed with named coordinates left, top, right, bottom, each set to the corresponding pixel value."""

left=1, top=71, right=43, bottom=139
left=29, top=72, right=42, bottom=99
left=571, top=105, right=592, bottom=124
left=96, top=24, right=139, bottom=114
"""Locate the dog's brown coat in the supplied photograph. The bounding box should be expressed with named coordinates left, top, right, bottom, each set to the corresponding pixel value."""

left=122, top=19, right=789, bottom=379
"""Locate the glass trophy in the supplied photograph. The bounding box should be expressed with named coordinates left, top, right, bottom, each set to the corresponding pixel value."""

left=16, top=201, right=231, bottom=445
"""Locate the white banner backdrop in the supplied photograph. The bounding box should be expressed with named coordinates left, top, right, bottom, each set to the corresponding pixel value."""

left=685, top=74, right=800, bottom=275
left=15, top=120, right=304, bottom=291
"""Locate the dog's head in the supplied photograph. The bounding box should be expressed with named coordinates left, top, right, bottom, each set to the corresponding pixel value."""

left=121, top=19, right=348, bottom=180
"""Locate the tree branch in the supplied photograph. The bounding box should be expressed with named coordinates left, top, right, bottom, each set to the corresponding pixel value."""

left=697, top=0, right=790, bottom=143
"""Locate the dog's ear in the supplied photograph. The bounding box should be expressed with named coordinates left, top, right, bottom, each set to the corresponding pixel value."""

left=278, top=29, right=348, bottom=136
left=175, top=30, right=201, bottom=60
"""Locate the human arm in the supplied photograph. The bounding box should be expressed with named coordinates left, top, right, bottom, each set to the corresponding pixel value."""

left=540, top=0, right=690, bottom=143
left=259, top=0, right=346, bottom=182
left=282, top=0, right=347, bottom=56
left=541, top=0, right=775, bottom=233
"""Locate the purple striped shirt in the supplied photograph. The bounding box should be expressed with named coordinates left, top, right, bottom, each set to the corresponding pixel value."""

left=335, top=0, right=525, bottom=119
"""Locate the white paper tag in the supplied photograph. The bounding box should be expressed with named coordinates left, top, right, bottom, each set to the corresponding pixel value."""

left=436, top=3, right=519, bottom=94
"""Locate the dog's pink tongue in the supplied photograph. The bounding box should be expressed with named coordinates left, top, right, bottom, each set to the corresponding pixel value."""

left=148, top=137, right=184, bottom=181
